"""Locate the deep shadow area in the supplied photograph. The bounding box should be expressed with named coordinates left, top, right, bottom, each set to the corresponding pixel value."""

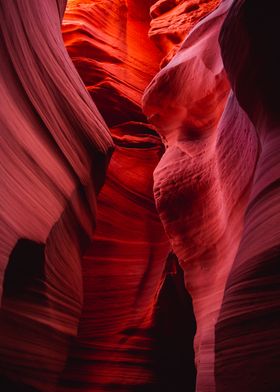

left=0, top=376, right=39, bottom=392
left=2, top=238, right=45, bottom=299
left=152, top=253, right=197, bottom=392
left=0, top=239, right=46, bottom=391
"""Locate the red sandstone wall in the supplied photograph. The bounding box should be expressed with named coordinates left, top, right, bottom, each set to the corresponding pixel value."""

left=143, top=1, right=259, bottom=390
left=1, top=1, right=280, bottom=391
left=0, top=0, right=113, bottom=390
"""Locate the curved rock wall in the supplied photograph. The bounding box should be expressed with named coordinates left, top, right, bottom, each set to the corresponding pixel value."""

left=62, top=0, right=162, bottom=126
left=0, top=0, right=113, bottom=390
left=143, top=1, right=259, bottom=390
left=60, top=1, right=172, bottom=390
left=216, top=1, right=280, bottom=391
left=58, top=124, right=170, bottom=391
left=1, top=0, right=280, bottom=391
left=149, top=0, right=221, bottom=66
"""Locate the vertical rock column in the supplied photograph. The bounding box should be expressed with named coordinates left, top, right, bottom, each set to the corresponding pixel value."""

left=0, top=0, right=113, bottom=390
left=60, top=1, right=171, bottom=390
left=216, top=1, right=280, bottom=391
left=143, top=1, right=259, bottom=390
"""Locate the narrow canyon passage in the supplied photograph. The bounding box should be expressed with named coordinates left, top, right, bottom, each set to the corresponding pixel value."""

left=59, top=1, right=199, bottom=390
left=1, top=1, right=280, bottom=392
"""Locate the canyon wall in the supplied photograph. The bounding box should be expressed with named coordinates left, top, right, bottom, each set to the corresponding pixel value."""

left=1, top=0, right=280, bottom=391
left=0, top=0, right=113, bottom=390
left=143, top=1, right=251, bottom=390
left=216, top=1, right=280, bottom=391
left=60, top=2, right=171, bottom=390
left=144, top=0, right=280, bottom=391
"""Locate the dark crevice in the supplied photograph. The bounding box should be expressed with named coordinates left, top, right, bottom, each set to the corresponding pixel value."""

left=152, top=253, right=197, bottom=391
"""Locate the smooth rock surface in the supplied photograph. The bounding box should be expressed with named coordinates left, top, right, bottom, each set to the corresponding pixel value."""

left=58, top=123, right=170, bottom=391
left=216, top=1, right=280, bottom=391
left=0, top=1, right=113, bottom=390
left=2, top=0, right=280, bottom=391
left=143, top=1, right=259, bottom=390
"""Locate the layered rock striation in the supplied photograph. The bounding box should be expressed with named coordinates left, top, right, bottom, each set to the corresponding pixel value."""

left=1, top=0, right=280, bottom=391
left=216, top=1, right=280, bottom=391
left=143, top=1, right=259, bottom=390
left=0, top=0, right=113, bottom=390
left=149, top=0, right=221, bottom=66
left=58, top=123, right=170, bottom=391
left=62, top=0, right=163, bottom=126
left=60, top=1, right=171, bottom=390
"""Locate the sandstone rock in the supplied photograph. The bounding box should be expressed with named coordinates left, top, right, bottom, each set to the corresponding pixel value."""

left=143, top=1, right=259, bottom=389
left=149, top=0, right=221, bottom=66
left=62, top=0, right=162, bottom=126
left=216, top=2, right=280, bottom=390
left=58, top=122, right=170, bottom=391
left=2, top=0, right=280, bottom=391
left=0, top=1, right=113, bottom=390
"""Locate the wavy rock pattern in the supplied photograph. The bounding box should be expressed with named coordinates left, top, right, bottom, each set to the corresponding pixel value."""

left=216, top=1, right=280, bottom=391
left=2, top=0, right=280, bottom=391
left=1, top=0, right=172, bottom=390
left=149, top=0, right=221, bottom=66
left=60, top=1, right=173, bottom=390
left=0, top=0, right=113, bottom=390
left=58, top=124, right=170, bottom=391
left=62, top=0, right=163, bottom=126
left=143, top=1, right=259, bottom=390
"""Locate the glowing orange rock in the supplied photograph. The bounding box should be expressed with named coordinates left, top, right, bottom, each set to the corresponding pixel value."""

left=3, top=0, right=279, bottom=391
left=149, top=0, right=221, bottom=65
left=62, top=0, right=162, bottom=126
left=60, top=1, right=172, bottom=390
left=58, top=123, right=170, bottom=391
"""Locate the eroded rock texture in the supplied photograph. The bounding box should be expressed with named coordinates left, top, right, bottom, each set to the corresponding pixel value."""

left=143, top=0, right=259, bottom=390
left=216, top=1, right=280, bottom=391
left=61, top=1, right=228, bottom=390
left=149, top=0, right=221, bottom=66
left=62, top=0, right=163, bottom=126
left=0, top=0, right=113, bottom=390
left=60, top=1, right=173, bottom=390
left=58, top=124, right=170, bottom=391
left=1, top=0, right=280, bottom=391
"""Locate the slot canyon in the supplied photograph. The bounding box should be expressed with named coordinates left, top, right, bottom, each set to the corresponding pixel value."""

left=0, top=0, right=280, bottom=391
